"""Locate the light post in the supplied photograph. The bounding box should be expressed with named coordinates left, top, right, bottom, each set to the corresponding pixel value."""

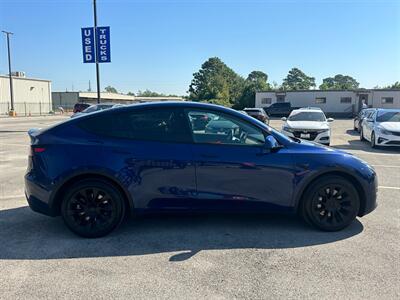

left=2, top=30, right=15, bottom=116
left=93, top=0, right=101, bottom=103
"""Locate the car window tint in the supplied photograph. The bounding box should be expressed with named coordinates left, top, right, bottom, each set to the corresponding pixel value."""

left=79, top=108, right=192, bottom=143
left=186, top=110, right=265, bottom=146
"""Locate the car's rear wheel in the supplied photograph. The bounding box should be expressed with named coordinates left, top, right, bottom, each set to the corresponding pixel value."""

left=301, top=176, right=360, bottom=231
left=61, top=179, right=125, bottom=238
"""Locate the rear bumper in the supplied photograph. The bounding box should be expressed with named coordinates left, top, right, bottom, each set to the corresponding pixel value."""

left=359, top=170, right=378, bottom=217
left=25, top=173, right=55, bottom=216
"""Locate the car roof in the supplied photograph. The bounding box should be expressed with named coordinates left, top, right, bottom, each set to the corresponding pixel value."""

left=375, top=108, right=400, bottom=112
left=298, top=107, right=323, bottom=111
left=243, top=107, right=263, bottom=111
left=68, top=101, right=261, bottom=124
left=291, top=108, right=324, bottom=114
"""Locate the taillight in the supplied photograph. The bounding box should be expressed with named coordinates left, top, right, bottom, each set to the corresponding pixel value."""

left=32, top=147, right=46, bottom=153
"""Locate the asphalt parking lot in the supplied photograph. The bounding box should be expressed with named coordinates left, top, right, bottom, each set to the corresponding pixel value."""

left=0, top=115, right=399, bottom=299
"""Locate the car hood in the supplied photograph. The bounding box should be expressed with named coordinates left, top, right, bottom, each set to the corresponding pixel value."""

left=378, top=122, right=400, bottom=132
left=286, top=121, right=329, bottom=130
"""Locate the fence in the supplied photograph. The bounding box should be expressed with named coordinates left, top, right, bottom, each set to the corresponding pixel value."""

left=0, top=102, right=75, bottom=116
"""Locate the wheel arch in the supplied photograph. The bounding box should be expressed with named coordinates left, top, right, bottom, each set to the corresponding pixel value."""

left=296, top=170, right=367, bottom=217
left=51, top=172, right=134, bottom=216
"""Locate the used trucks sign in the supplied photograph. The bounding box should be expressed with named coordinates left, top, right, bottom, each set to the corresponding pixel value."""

left=81, top=26, right=111, bottom=63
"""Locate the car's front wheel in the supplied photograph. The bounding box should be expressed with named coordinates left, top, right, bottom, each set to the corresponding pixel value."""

left=301, top=175, right=360, bottom=231
left=61, top=179, right=125, bottom=238
left=371, top=132, right=377, bottom=148
left=360, top=127, right=365, bottom=141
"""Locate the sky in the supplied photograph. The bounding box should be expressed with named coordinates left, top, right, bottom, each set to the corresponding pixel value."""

left=0, top=0, right=399, bottom=95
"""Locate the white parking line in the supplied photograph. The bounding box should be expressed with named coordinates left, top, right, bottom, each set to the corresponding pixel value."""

left=372, top=165, right=400, bottom=168
left=0, top=194, right=25, bottom=200
left=340, top=150, right=400, bottom=157
left=379, top=186, right=400, bottom=190
left=0, top=143, right=27, bottom=147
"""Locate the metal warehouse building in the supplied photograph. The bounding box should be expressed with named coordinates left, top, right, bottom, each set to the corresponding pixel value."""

left=52, top=92, right=184, bottom=111
left=0, top=73, right=52, bottom=116
left=256, top=89, right=400, bottom=117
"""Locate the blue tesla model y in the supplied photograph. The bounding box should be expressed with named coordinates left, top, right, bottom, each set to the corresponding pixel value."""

left=25, top=102, right=377, bottom=237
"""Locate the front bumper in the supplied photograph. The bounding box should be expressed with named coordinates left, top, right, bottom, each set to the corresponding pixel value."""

left=282, top=129, right=330, bottom=145
left=25, top=173, right=55, bottom=216
left=375, top=131, right=400, bottom=147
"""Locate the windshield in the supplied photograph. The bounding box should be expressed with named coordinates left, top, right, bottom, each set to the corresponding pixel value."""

left=376, top=111, right=400, bottom=122
left=288, top=111, right=326, bottom=122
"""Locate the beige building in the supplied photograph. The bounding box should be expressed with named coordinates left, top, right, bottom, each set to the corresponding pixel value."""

left=256, top=89, right=400, bottom=117
left=52, top=92, right=184, bottom=110
left=0, top=74, right=52, bottom=115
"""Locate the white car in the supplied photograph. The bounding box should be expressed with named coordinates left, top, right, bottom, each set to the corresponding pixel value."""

left=281, top=108, right=334, bottom=146
left=360, top=109, right=400, bottom=148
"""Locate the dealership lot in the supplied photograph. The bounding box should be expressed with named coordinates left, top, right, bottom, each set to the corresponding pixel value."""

left=0, top=116, right=399, bottom=299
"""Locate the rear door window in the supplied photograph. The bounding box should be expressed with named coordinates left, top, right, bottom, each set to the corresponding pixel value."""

left=79, top=107, right=192, bottom=143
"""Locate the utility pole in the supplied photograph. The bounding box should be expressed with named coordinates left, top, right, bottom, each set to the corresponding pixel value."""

left=2, top=31, right=15, bottom=115
left=93, top=0, right=101, bottom=103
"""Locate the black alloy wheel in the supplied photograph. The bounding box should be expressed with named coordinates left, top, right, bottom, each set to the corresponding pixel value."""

left=301, top=176, right=360, bottom=231
left=61, top=179, right=125, bottom=238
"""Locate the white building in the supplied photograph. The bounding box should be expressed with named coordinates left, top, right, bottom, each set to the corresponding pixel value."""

left=256, top=89, right=400, bottom=117
left=0, top=73, right=52, bottom=116
left=52, top=92, right=184, bottom=111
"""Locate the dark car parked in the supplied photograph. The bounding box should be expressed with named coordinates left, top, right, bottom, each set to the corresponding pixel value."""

left=243, top=108, right=270, bottom=124
left=263, top=102, right=299, bottom=117
left=73, top=103, right=91, bottom=113
left=25, top=102, right=377, bottom=237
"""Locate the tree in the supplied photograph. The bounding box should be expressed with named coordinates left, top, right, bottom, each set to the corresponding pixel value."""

left=319, top=74, right=359, bottom=90
left=136, top=90, right=179, bottom=97
left=188, top=57, right=245, bottom=107
left=390, top=81, right=400, bottom=89
left=282, top=68, right=316, bottom=90
left=235, top=71, right=271, bottom=109
left=104, top=86, right=118, bottom=93
left=127, top=91, right=135, bottom=96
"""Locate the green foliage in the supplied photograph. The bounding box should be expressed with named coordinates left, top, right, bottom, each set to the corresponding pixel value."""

left=319, top=74, right=359, bottom=90
left=282, top=68, right=316, bottom=90
left=188, top=57, right=245, bottom=107
left=390, top=81, right=400, bottom=89
left=136, top=90, right=179, bottom=97
left=127, top=92, right=135, bottom=96
left=104, top=86, right=118, bottom=93
left=235, top=71, right=271, bottom=109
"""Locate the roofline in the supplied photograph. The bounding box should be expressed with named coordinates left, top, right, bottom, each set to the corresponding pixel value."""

left=256, top=89, right=400, bottom=93
left=0, top=75, right=51, bottom=82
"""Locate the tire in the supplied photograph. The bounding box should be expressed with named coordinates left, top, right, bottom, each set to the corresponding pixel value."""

left=61, top=179, right=125, bottom=238
left=360, top=127, right=365, bottom=141
left=371, top=132, right=377, bottom=148
left=300, top=175, right=360, bottom=231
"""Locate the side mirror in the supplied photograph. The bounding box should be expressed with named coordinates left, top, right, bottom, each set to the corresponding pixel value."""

left=281, top=117, right=287, bottom=121
left=264, top=135, right=281, bottom=152
left=327, top=118, right=334, bottom=122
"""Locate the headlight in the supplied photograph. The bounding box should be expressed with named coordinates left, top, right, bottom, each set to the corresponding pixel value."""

left=283, top=126, right=294, bottom=132
left=317, top=128, right=329, bottom=133
left=377, top=126, right=391, bottom=135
